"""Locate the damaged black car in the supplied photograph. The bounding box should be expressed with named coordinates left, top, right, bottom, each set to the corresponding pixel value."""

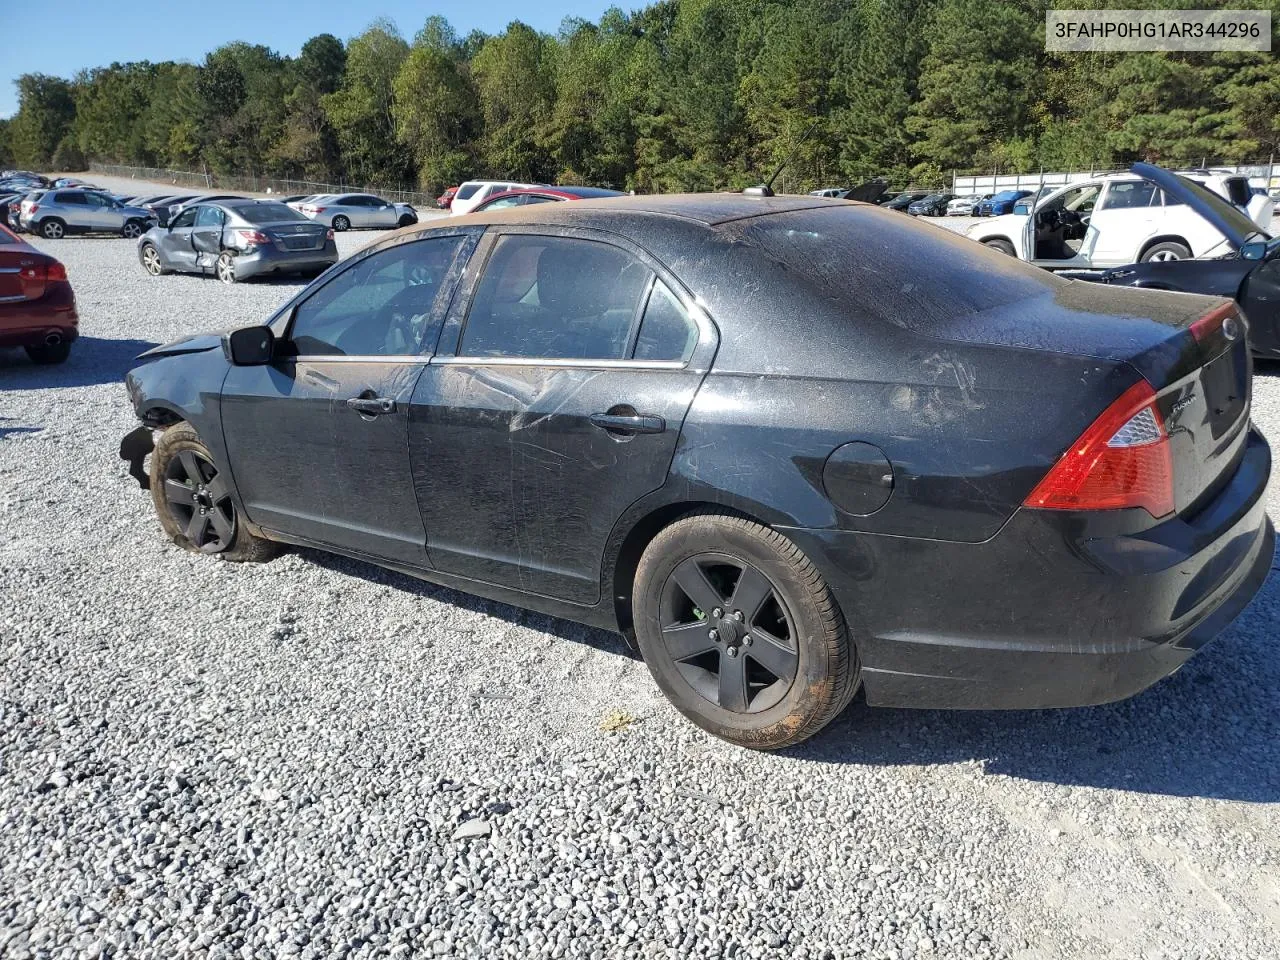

left=120, top=195, right=1273, bottom=749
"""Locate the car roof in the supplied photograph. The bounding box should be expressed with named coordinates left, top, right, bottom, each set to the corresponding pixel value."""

left=446, top=192, right=843, bottom=227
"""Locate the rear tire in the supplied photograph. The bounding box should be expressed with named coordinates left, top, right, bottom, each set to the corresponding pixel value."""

left=40, top=218, right=65, bottom=240
left=150, top=422, right=278, bottom=563
left=983, top=238, right=1016, bottom=256
left=332, top=215, right=350, bottom=232
left=121, top=219, right=145, bottom=239
left=1140, top=241, right=1191, bottom=263
left=24, top=341, right=71, bottom=365
left=397, top=214, right=417, bottom=227
left=633, top=511, right=859, bottom=750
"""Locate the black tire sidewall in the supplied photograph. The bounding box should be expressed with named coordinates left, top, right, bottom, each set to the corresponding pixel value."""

left=985, top=239, right=1016, bottom=256
left=634, top=515, right=851, bottom=748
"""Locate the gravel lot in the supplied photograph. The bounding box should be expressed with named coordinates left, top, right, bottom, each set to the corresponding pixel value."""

left=2, top=180, right=1278, bottom=960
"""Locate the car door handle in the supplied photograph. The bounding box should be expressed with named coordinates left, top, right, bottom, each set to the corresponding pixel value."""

left=346, top=396, right=396, bottom=415
left=589, top=412, right=665, bottom=434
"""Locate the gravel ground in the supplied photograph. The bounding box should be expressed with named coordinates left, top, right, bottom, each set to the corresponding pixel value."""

left=1, top=181, right=1279, bottom=960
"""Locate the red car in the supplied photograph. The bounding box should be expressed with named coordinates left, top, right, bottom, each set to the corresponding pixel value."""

left=470, top=185, right=627, bottom=212
left=0, top=224, right=78, bottom=364
left=436, top=186, right=458, bottom=210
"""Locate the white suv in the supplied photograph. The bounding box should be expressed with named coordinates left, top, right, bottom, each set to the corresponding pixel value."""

left=968, top=169, right=1271, bottom=268
left=450, top=181, right=541, bottom=217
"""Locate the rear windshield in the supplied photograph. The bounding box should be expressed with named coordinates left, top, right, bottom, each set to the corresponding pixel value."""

left=455, top=184, right=481, bottom=200
left=235, top=202, right=308, bottom=224
left=730, top=206, right=1065, bottom=332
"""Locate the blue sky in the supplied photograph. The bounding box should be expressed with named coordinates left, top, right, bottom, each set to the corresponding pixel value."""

left=1, top=0, right=616, bottom=118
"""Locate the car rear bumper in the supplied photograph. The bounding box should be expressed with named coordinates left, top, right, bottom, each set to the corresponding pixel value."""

left=233, top=243, right=339, bottom=279
left=782, top=428, right=1274, bottom=710
left=0, top=283, right=79, bottom=347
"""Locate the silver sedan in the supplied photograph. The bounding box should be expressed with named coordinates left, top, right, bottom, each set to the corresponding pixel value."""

left=136, top=200, right=338, bottom=284
left=295, top=193, right=408, bottom=231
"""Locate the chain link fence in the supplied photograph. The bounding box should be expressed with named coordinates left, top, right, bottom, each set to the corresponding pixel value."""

left=89, top=163, right=441, bottom=209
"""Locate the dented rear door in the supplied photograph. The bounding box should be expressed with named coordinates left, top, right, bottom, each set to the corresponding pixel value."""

left=409, top=228, right=716, bottom=605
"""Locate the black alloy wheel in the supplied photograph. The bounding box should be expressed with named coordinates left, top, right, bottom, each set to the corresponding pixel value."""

left=161, top=449, right=235, bottom=553
left=659, top=554, right=799, bottom=714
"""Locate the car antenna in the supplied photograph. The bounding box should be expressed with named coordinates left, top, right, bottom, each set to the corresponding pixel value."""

left=744, top=119, right=820, bottom=197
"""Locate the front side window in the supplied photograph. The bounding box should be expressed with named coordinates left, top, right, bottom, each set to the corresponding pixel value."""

left=480, top=196, right=523, bottom=211
left=288, top=236, right=465, bottom=357
left=1047, top=184, right=1101, bottom=215
left=171, top=207, right=199, bottom=229
left=1098, top=181, right=1158, bottom=211
left=460, top=235, right=651, bottom=360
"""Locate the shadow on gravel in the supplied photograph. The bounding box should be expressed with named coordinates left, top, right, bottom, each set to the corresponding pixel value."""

left=0, top=417, right=43, bottom=439
left=0, top=337, right=159, bottom=387
left=1253, top=359, right=1280, bottom=377
left=296, top=548, right=634, bottom=659
left=295, top=546, right=1278, bottom=802
left=792, top=566, right=1280, bottom=803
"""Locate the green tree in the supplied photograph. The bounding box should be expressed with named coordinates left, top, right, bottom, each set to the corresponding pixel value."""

left=906, top=0, right=1042, bottom=174
left=322, top=20, right=410, bottom=184
left=393, top=16, right=479, bottom=192
left=8, top=74, right=77, bottom=167
left=273, top=34, right=347, bottom=179
left=471, top=21, right=556, bottom=181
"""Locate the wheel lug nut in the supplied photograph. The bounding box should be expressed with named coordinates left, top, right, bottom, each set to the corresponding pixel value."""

left=708, top=629, right=720, bottom=642
left=712, top=607, right=723, bottom=618
left=726, top=646, right=738, bottom=658
left=733, top=610, right=744, bottom=622
left=743, top=635, right=753, bottom=646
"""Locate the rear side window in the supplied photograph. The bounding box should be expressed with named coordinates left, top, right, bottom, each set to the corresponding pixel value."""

left=1224, top=178, right=1251, bottom=207
left=634, top=279, right=697, bottom=361
left=288, top=236, right=464, bottom=357
left=455, top=184, right=481, bottom=201
left=460, top=235, right=651, bottom=360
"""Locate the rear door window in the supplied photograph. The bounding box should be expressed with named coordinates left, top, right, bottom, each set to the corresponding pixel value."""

left=1098, top=181, right=1159, bottom=210
left=55, top=193, right=86, bottom=205
left=287, top=236, right=465, bottom=357
left=170, top=207, right=199, bottom=229
left=633, top=279, right=697, bottom=361
left=459, top=235, right=651, bottom=360
left=194, top=206, right=224, bottom=226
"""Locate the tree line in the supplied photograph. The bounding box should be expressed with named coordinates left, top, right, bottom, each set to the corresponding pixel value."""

left=2, top=0, right=1278, bottom=194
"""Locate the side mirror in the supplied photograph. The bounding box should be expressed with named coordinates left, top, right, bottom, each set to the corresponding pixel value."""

left=1241, top=241, right=1267, bottom=261
left=225, top=325, right=274, bottom=366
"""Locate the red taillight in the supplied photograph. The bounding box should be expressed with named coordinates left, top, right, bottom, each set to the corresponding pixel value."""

left=1024, top=380, right=1174, bottom=518
left=311, top=206, right=326, bottom=214
left=1189, top=301, right=1234, bottom=343
left=325, top=228, right=335, bottom=240
left=28, top=203, right=39, bottom=214
left=235, top=229, right=270, bottom=246
left=45, top=261, right=67, bottom=282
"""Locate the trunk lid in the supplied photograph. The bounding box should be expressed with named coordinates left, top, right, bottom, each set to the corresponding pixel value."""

left=265, top=221, right=328, bottom=252
left=0, top=243, right=49, bottom=302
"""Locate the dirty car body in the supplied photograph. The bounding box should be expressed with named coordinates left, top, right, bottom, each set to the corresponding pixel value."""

left=121, top=195, right=1273, bottom=736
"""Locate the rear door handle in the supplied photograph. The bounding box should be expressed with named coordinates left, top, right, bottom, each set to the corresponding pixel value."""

left=589, top=412, right=666, bottom=435
left=346, top=396, right=396, bottom=416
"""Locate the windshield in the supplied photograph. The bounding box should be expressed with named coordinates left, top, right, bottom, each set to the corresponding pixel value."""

left=1168, top=172, right=1266, bottom=244
left=236, top=203, right=309, bottom=224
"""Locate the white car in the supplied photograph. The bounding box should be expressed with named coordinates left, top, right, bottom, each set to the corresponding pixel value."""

left=946, top=195, right=989, bottom=216
left=968, top=168, right=1270, bottom=268
left=294, top=193, right=407, bottom=231
left=450, top=180, right=541, bottom=217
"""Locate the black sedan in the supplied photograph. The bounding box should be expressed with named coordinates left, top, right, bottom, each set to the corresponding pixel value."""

left=119, top=195, right=1273, bottom=749
left=1077, top=164, right=1279, bottom=358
